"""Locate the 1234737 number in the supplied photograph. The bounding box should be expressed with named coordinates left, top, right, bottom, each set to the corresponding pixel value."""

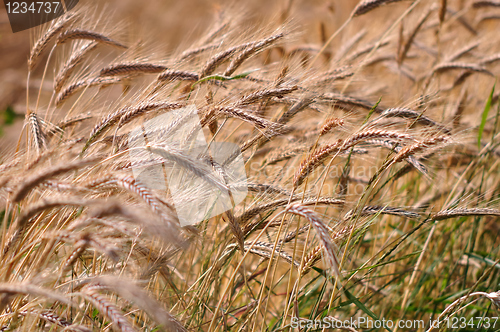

left=441, top=316, right=499, bottom=329
left=5, top=2, right=60, bottom=14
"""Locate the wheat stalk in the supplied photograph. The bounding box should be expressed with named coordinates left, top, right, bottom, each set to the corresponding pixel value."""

left=398, top=8, right=431, bottom=65
left=28, top=14, right=75, bottom=71
left=432, top=62, right=492, bottom=75
left=235, top=86, right=298, bottom=106
left=157, top=70, right=199, bottom=82
left=11, top=160, right=97, bottom=203
left=393, top=136, right=448, bottom=163
left=179, top=43, right=220, bottom=60
left=56, top=77, right=123, bottom=106
left=432, top=207, right=500, bottom=220
left=99, top=63, right=167, bottom=77
left=353, top=0, right=406, bottom=16
left=28, top=112, right=47, bottom=153
left=223, top=32, right=285, bottom=76
left=285, top=204, right=341, bottom=278
left=381, top=108, right=451, bottom=134
left=344, top=205, right=420, bottom=220
left=54, top=41, right=98, bottom=93
left=214, top=106, right=283, bottom=132
left=81, top=286, right=136, bottom=332
left=85, top=102, right=183, bottom=149
left=240, top=197, right=343, bottom=227
left=473, top=0, right=500, bottom=7
left=199, top=42, right=254, bottom=78
left=320, top=92, right=381, bottom=111
left=320, top=118, right=344, bottom=136
left=0, top=283, right=74, bottom=313
left=56, top=29, right=127, bottom=49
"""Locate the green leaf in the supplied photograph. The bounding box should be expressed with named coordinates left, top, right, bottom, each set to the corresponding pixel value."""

left=478, top=83, right=495, bottom=149
left=465, top=252, right=500, bottom=269
left=3, top=106, right=17, bottom=125
left=343, top=288, right=392, bottom=332
left=191, top=69, right=259, bottom=88
left=363, top=96, right=382, bottom=125
left=351, top=251, right=421, bottom=271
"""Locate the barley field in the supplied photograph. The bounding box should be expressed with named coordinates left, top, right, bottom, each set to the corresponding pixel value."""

left=0, top=0, right=500, bottom=331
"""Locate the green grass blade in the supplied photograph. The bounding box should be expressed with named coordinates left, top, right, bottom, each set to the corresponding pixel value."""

left=343, top=288, right=392, bottom=331
left=363, top=97, right=382, bottom=125
left=191, top=69, right=259, bottom=88
left=478, top=83, right=495, bottom=148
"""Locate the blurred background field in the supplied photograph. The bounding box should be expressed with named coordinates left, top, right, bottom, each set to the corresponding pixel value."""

left=1, top=0, right=497, bottom=156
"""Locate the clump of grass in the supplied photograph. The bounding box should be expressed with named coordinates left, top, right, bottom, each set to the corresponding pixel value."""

left=1, top=1, right=500, bottom=331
